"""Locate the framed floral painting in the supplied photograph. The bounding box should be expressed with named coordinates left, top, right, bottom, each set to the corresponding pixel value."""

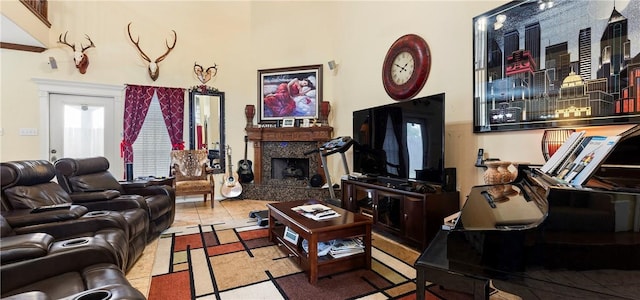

left=258, top=64, right=322, bottom=124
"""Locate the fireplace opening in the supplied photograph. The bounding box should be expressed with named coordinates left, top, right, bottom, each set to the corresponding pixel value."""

left=271, top=158, right=309, bottom=180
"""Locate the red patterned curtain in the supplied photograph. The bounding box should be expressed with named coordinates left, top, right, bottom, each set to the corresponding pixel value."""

left=157, top=87, right=186, bottom=150
left=121, top=85, right=154, bottom=163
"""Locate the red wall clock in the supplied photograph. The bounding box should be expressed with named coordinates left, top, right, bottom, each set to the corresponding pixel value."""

left=382, top=34, right=431, bottom=101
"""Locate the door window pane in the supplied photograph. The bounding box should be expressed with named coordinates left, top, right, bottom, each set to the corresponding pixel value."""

left=407, top=122, right=423, bottom=179
left=63, top=104, right=104, bottom=158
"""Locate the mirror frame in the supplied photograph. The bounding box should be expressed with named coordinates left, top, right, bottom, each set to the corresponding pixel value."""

left=188, top=88, right=225, bottom=174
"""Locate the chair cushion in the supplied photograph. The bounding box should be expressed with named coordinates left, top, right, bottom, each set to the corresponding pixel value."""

left=4, top=183, right=72, bottom=209
left=68, top=173, right=123, bottom=193
left=7, top=161, right=57, bottom=186
left=175, top=180, right=212, bottom=193
left=0, top=233, right=54, bottom=264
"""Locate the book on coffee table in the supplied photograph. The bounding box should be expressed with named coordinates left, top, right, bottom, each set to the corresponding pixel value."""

left=292, top=204, right=341, bottom=220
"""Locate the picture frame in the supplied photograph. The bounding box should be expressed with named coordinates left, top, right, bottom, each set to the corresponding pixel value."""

left=282, top=118, right=295, bottom=127
left=283, top=226, right=299, bottom=244
left=472, top=1, right=640, bottom=133
left=258, top=64, right=323, bottom=124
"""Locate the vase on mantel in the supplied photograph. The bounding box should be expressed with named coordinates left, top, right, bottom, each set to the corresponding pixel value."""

left=320, top=101, right=331, bottom=126
left=245, top=104, right=255, bottom=128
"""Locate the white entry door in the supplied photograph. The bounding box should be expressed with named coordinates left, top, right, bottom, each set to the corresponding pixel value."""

left=49, top=94, right=116, bottom=164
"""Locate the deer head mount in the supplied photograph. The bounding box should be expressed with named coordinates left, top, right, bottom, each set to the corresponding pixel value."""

left=58, top=32, right=95, bottom=74
left=127, top=22, right=177, bottom=81
left=194, top=62, right=218, bottom=84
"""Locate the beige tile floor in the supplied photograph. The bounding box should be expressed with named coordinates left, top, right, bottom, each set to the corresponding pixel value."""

left=125, top=197, right=276, bottom=297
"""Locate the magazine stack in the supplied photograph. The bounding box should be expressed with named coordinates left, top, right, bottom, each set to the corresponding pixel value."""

left=301, top=239, right=334, bottom=257
left=329, top=238, right=365, bottom=258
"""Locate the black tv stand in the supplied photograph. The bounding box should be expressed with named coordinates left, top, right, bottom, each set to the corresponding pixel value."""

left=375, top=176, right=409, bottom=189
left=341, top=178, right=459, bottom=250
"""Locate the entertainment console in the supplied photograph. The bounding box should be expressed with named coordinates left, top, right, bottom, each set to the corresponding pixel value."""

left=341, top=179, right=459, bottom=250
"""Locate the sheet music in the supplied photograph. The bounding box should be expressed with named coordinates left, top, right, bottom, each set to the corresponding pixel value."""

left=565, top=136, right=621, bottom=185
left=540, top=131, right=586, bottom=175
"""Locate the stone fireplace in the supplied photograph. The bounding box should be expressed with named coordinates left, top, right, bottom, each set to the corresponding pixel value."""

left=242, top=126, right=339, bottom=201
left=271, top=157, right=309, bottom=180
left=262, top=142, right=316, bottom=183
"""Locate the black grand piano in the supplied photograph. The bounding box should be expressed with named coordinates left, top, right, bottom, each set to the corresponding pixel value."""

left=415, top=126, right=640, bottom=299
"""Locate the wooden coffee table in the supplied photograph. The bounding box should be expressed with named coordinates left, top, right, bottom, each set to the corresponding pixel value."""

left=267, top=200, right=372, bottom=284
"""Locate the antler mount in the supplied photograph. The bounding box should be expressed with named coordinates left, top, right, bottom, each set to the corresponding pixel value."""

left=127, top=22, right=177, bottom=81
left=58, top=31, right=95, bottom=74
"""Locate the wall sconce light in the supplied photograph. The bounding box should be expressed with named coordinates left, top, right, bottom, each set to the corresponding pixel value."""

left=328, top=60, right=337, bottom=70
left=48, top=56, right=58, bottom=69
left=541, top=128, right=575, bottom=161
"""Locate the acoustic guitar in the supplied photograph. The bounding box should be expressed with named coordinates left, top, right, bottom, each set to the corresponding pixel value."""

left=238, top=136, right=254, bottom=183
left=221, top=146, right=242, bottom=198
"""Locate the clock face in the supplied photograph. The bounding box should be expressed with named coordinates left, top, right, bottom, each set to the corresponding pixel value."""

left=382, top=34, right=431, bottom=101
left=391, top=51, right=415, bottom=85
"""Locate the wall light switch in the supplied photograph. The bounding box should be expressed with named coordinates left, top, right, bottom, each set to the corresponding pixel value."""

left=19, top=128, right=38, bottom=136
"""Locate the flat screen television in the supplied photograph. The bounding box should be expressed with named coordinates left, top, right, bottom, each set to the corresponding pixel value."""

left=352, top=93, right=445, bottom=185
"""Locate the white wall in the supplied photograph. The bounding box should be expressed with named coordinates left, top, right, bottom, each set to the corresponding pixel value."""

left=1, top=1, right=631, bottom=206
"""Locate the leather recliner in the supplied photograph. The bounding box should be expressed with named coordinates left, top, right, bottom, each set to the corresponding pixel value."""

left=0, top=160, right=148, bottom=270
left=0, top=210, right=130, bottom=271
left=1, top=228, right=145, bottom=299
left=55, top=156, right=176, bottom=240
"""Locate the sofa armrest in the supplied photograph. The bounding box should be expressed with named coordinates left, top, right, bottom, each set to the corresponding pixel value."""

left=122, top=184, right=174, bottom=198
left=0, top=233, right=55, bottom=265
left=119, top=181, right=150, bottom=189
left=11, top=211, right=129, bottom=240
left=1, top=206, right=89, bottom=228
left=71, top=195, right=146, bottom=212
left=69, top=190, right=121, bottom=203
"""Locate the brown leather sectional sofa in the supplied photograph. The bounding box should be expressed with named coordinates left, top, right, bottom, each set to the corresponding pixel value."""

left=0, top=158, right=176, bottom=299
left=54, top=157, right=176, bottom=240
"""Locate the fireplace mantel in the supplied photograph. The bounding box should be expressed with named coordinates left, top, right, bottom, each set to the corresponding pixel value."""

left=246, top=126, right=333, bottom=142
left=246, top=126, right=333, bottom=184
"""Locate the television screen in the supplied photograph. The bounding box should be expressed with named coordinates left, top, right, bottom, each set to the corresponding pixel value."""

left=352, top=93, right=445, bottom=185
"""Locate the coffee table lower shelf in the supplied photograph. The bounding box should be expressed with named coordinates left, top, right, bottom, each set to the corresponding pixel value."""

left=267, top=200, right=372, bottom=284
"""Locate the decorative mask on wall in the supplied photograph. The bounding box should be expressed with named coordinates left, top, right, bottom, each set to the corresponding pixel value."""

left=127, top=22, right=177, bottom=81
left=193, top=62, right=218, bottom=84
left=57, top=32, right=95, bottom=74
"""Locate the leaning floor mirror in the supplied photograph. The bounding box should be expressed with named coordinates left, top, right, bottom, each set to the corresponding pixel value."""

left=189, top=87, right=225, bottom=174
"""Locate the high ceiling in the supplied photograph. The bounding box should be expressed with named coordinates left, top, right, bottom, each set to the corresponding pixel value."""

left=1, top=13, right=46, bottom=50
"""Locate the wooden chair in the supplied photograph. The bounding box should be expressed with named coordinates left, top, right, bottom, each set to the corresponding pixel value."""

left=170, top=149, right=215, bottom=208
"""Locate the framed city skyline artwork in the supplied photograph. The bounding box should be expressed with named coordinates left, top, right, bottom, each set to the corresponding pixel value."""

left=258, top=64, right=322, bottom=124
left=473, top=0, right=640, bottom=132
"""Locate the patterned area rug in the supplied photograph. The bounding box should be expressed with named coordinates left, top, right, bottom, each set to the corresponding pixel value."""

left=148, top=220, right=434, bottom=300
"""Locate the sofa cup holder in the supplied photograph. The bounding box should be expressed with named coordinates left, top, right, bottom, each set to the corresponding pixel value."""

left=73, top=290, right=112, bottom=300
left=86, top=211, right=109, bottom=217
left=62, top=238, right=91, bottom=247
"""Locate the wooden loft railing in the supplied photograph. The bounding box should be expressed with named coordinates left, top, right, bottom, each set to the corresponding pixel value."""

left=21, top=0, right=51, bottom=27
